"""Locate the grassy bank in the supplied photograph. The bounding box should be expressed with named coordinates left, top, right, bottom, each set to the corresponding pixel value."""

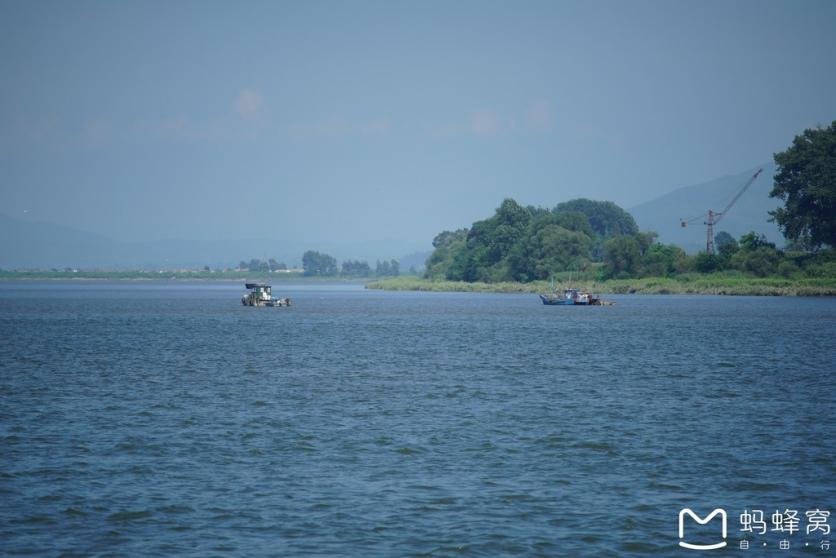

left=366, top=274, right=836, bottom=296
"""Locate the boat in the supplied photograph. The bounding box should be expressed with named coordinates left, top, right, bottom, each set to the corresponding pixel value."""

left=539, top=275, right=612, bottom=306
left=539, top=288, right=602, bottom=305
left=241, top=282, right=291, bottom=307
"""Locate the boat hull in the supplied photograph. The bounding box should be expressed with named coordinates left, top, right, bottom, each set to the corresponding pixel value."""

left=540, top=294, right=580, bottom=305
left=539, top=292, right=605, bottom=305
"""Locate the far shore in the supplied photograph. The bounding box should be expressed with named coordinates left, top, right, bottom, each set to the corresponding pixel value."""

left=364, top=275, right=836, bottom=297
left=0, top=270, right=363, bottom=283
left=3, top=271, right=834, bottom=296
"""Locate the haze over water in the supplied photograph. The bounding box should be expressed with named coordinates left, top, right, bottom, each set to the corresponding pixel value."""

left=1, top=282, right=833, bottom=555
left=2, top=1, right=836, bottom=263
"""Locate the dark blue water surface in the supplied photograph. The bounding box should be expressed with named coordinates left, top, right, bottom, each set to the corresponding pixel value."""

left=1, top=282, right=834, bottom=556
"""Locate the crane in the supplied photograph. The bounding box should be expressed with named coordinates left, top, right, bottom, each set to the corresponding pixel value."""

left=680, top=168, right=763, bottom=255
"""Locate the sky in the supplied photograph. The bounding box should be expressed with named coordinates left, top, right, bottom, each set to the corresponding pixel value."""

left=1, top=0, right=835, bottom=260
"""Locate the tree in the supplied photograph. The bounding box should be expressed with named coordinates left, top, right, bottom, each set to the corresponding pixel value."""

left=552, top=211, right=594, bottom=238
left=374, top=259, right=399, bottom=276
left=714, top=231, right=737, bottom=254
left=507, top=217, right=592, bottom=281
left=739, top=231, right=774, bottom=252
left=245, top=258, right=269, bottom=272
left=424, top=198, right=645, bottom=282
left=731, top=231, right=783, bottom=277
left=268, top=258, right=287, bottom=272
left=602, top=236, right=641, bottom=278
left=693, top=252, right=721, bottom=273
left=302, top=250, right=337, bottom=276
left=770, top=121, right=836, bottom=250
left=731, top=246, right=782, bottom=277
left=641, top=243, right=686, bottom=277
left=554, top=199, right=638, bottom=238
left=425, top=229, right=468, bottom=279
left=341, top=260, right=371, bottom=277
left=447, top=199, right=530, bottom=281
left=714, top=231, right=739, bottom=267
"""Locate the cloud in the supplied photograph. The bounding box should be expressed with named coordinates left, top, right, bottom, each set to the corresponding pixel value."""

left=525, top=100, right=554, bottom=133
left=234, top=89, right=265, bottom=123
left=470, top=110, right=501, bottom=136
left=83, top=118, right=112, bottom=147
left=423, top=100, right=558, bottom=139
left=357, top=118, right=392, bottom=137
left=147, top=114, right=225, bottom=142
left=286, top=117, right=392, bottom=140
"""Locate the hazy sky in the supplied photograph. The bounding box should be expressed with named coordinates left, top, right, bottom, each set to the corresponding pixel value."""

left=1, top=0, right=834, bottom=257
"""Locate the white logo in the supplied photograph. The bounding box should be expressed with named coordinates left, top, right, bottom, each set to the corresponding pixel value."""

left=679, top=508, right=728, bottom=550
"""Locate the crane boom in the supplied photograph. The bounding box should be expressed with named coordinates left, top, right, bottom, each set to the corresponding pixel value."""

left=714, top=167, right=763, bottom=225
left=679, top=167, right=763, bottom=255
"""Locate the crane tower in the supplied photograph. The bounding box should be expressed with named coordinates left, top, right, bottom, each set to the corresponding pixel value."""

left=680, top=168, right=763, bottom=255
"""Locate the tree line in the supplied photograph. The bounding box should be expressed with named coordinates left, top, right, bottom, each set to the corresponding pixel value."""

left=423, top=121, right=835, bottom=283
left=235, top=253, right=401, bottom=277
left=424, top=198, right=833, bottom=283
left=426, top=197, right=644, bottom=282
left=237, top=258, right=288, bottom=272
left=302, top=250, right=399, bottom=277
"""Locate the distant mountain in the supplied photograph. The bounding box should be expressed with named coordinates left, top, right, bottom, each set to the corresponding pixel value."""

left=0, top=213, right=424, bottom=270
left=629, top=164, right=783, bottom=253
left=0, top=214, right=122, bottom=269
left=398, top=250, right=432, bottom=273
left=0, top=214, right=304, bottom=269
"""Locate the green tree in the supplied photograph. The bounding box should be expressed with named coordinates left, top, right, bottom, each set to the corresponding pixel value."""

left=731, top=232, right=783, bottom=277
left=602, top=236, right=642, bottom=278
left=425, top=198, right=646, bottom=282
left=425, top=229, right=468, bottom=279
left=554, top=199, right=639, bottom=238
left=508, top=221, right=592, bottom=281
left=641, top=243, right=686, bottom=277
left=248, top=258, right=269, bottom=272
left=770, top=121, right=836, bottom=249
left=449, top=198, right=531, bottom=281
left=731, top=246, right=782, bottom=277
left=552, top=211, right=594, bottom=238
left=714, top=231, right=738, bottom=256
left=341, top=260, right=371, bottom=277
left=302, top=250, right=337, bottom=276
left=693, top=252, right=721, bottom=273
left=374, top=259, right=399, bottom=276
left=739, top=231, right=775, bottom=252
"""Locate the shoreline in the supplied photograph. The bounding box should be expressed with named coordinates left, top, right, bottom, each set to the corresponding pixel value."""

left=0, top=272, right=365, bottom=283
left=2, top=272, right=834, bottom=296
left=364, top=275, right=836, bottom=297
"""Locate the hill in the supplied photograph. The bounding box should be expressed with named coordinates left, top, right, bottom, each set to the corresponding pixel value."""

left=629, top=164, right=783, bottom=253
left=0, top=214, right=303, bottom=269
left=0, top=213, right=428, bottom=270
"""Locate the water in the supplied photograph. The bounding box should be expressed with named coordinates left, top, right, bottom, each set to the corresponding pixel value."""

left=1, top=282, right=834, bottom=556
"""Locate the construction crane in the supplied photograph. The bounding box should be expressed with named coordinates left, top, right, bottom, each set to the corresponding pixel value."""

left=680, top=168, right=763, bottom=255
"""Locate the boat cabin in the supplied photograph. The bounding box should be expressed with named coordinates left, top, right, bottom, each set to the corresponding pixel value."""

left=242, top=282, right=291, bottom=307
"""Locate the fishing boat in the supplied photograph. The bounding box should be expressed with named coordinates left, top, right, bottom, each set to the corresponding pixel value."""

left=539, top=288, right=602, bottom=305
left=241, top=282, right=291, bottom=307
left=539, top=275, right=611, bottom=305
